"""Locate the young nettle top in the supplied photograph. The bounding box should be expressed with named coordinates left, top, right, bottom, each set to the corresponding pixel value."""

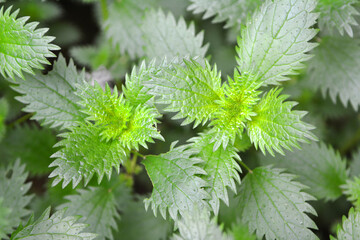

left=4, top=0, right=360, bottom=239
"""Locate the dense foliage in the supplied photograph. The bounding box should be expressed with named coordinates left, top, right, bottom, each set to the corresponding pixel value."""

left=0, top=0, right=360, bottom=239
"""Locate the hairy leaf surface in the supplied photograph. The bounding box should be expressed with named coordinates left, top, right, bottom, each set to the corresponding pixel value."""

left=190, top=133, right=241, bottom=214
left=146, top=59, right=223, bottom=127
left=247, top=88, right=316, bottom=156
left=343, top=177, right=360, bottom=210
left=58, top=186, right=119, bottom=240
left=171, top=208, right=231, bottom=240
left=331, top=208, right=360, bottom=240
left=123, top=58, right=183, bottom=107
left=237, top=0, right=318, bottom=85
left=0, top=160, right=32, bottom=237
left=77, top=82, right=163, bottom=148
left=0, top=198, right=10, bottom=239
left=104, top=0, right=156, bottom=58
left=12, top=55, right=86, bottom=129
left=10, top=207, right=96, bottom=240
left=0, top=6, right=59, bottom=79
left=49, top=123, right=127, bottom=188
left=305, top=36, right=360, bottom=110
left=143, top=143, right=209, bottom=220
left=259, top=142, right=348, bottom=200
left=317, top=0, right=359, bottom=37
left=210, top=72, right=262, bottom=149
left=116, top=197, right=172, bottom=240
left=188, top=0, right=261, bottom=30
left=142, top=9, right=208, bottom=60
left=237, top=166, right=318, bottom=240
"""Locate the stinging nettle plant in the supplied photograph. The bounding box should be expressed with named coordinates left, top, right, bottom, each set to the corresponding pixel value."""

left=0, top=0, right=360, bottom=239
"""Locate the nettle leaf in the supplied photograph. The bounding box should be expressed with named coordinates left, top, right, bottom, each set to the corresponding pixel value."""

left=237, top=0, right=318, bottom=85
left=188, top=0, right=261, bottom=30
left=116, top=197, right=172, bottom=240
left=247, top=88, right=316, bottom=156
left=77, top=81, right=163, bottom=150
left=259, top=142, right=348, bottom=201
left=349, top=148, right=360, bottom=177
left=317, top=0, right=359, bottom=37
left=343, top=177, right=360, bottom=210
left=104, top=0, right=157, bottom=58
left=141, top=9, right=208, bottom=60
left=237, top=166, right=318, bottom=240
left=49, top=123, right=127, bottom=188
left=58, top=186, right=119, bottom=240
left=146, top=59, right=223, bottom=127
left=10, top=207, right=97, bottom=240
left=190, top=133, right=241, bottom=214
left=210, top=71, right=262, bottom=149
left=0, top=98, right=9, bottom=141
left=0, top=160, right=33, bottom=236
left=123, top=58, right=182, bottom=107
left=143, top=143, right=210, bottom=220
left=123, top=61, right=158, bottom=107
left=229, top=222, right=257, bottom=240
left=171, top=208, right=231, bottom=240
left=305, top=36, right=360, bottom=110
left=0, top=124, right=56, bottom=176
left=0, top=198, right=11, bottom=239
left=11, top=55, right=87, bottom=129
left=331, top=208, right=360, bottom=240
left=0, top=6, right=59, bottom=79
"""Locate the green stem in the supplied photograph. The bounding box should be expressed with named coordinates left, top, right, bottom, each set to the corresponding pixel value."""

left=239, top=160, right=253, bottom=174
left=8, top=113, right=33, bottom=128
left=100, top=0, right=109, bottom=21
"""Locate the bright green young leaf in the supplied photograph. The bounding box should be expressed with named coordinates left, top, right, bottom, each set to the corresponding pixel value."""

left=0, top=6, right=60, bottom=79
left=190, top=133, right=241, bottom=214
left=77, top=81, right=163, bottom=149
left=258, top=142, right=348, bottom=201
left=0, top=98, right=8, bottom=141
left=104, top=0, right=157, bottom=58
left=0, top=198, right=11, bottom=239
left=188, top=0, right=261, bottom=30
left=229, top=222, right=257, bottom=240
left=247, top=88, right=316, bottom=156
left=236, top=0, right=318, bottom=85
left=237, top=166, right=318, bottom=240
left=171, top=208, right=231, bottom=240
left=305, top=36, right=360, bottom=110
left=11, top=55, right=87, bottom=129
left=115, top=197, right=172, bottom=240
left=146, top=59, right=223, bottom=127
left=123, top=60, right=159, bottom=107
left=123, top=58, right=182, bottom=107
left=143, top=143, right=210, bottom=220
left=317, top=0, right=359, bottom=37
left=0, top=160, right=33, bottom=237
left=209, top=71, right=262, bottom=149
left=49, top=123, right=127, bottom=188
left=331, top=208, right=360, bottom=240
left=10, top=207, right=97, bottom=240
left=343, top=177, right=360, bottom=209
left=141, top=9, right=208, bottom=60
left=0, top=124, right=56, bottom=176
left=58, top=186, right=119, bottom=240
